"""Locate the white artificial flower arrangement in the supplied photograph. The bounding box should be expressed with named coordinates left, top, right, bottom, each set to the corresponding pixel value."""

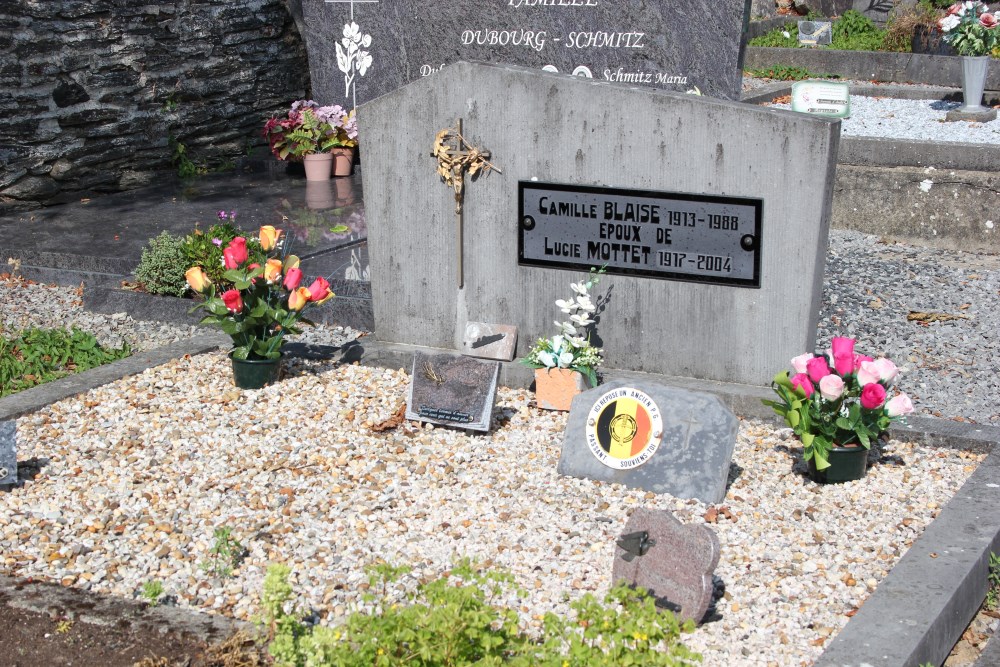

left=522, top=268, right=605, bottom=386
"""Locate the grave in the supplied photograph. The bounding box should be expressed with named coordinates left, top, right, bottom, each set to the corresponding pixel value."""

left=298, top=0, right=753, bottom=104
left=360, top=61, right=840, bottom=386
left=612, top=508, right=720, bottom=623
left=557, top=380, right=737, bottom=504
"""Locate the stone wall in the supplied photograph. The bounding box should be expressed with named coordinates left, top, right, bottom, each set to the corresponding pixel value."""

left=0, top=0, right=310, bottom=213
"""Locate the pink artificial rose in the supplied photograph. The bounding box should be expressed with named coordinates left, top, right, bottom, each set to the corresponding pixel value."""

left=223, top=237, right=248, bottom=269
left=283, top=267, right=303, bottom=291
left=819, top=374, right=845, bottom=401
left=830, top=337, right=856, bottom=376
left=873, top=358, right=898, bottom=383
left=860, top=383, right=887, bottom=409
left=853, top=354, right=873, bottom=371
left=886, top=393, right=914, bottom=417
left=791, top=353, right=814, bottom=374
left=806, top=356, right=832, bottom=383
left=790, top=373, right=815, bottom=397
left=980, top=13, right=997, bottom=28
left=221, top=289, right=243, bottom=313
left=947, top=2, right=963, bottom=14
left=856, top=360, right=881, bottom=387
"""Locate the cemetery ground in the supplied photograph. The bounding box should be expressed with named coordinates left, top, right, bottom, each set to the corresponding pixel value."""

left=1, top=227, right=999, bottom=665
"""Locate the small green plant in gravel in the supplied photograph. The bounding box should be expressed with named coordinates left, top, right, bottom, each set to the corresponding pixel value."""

left=0, top=327, right=131, bottom=397
left=262, top=559, right=700, bottom=667
left=986, top=552, right=1000, bottom=610
left=140, top=580, right=165, bottom=606
left=200, top=527, right=245, bottom=578
left=135, top=230, right=189, bottom=297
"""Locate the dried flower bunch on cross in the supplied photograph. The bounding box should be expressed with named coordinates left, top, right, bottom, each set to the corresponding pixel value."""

left=523, top=267, right=605, bottom=387
left=185, top=221, right=334, bottom=361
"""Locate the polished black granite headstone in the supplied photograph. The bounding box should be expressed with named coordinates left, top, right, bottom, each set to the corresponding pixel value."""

left=301, top=0, right=752, bottom=103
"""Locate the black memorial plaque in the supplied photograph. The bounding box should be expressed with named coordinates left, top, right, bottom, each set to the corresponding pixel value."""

left=518, top=182, right=763, bottom=287
left=300, top=0, right=753, bottom=106
left=0, top=421, right=17, bottom=486
left=406, top=353, right=501, bottom=432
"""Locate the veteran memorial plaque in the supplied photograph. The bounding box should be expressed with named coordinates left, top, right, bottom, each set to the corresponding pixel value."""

left=300, top=0, right=753, bottom=105
left=405, top=353, right=500, bottom=432
left=559, top=380, right=738, bottom=504
left=519, top=182, right=763, bottom=287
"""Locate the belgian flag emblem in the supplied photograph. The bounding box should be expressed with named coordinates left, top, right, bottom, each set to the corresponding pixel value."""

left=594, top=395, right=654, bottom=461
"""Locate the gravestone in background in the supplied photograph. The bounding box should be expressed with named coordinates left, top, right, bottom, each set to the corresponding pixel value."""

left=359, top=62, right=840, bottom=386
left=853, top=0, right=914, bottom=24
left=299, top=0, right=753, bottom=104
left=557, top=380, right=737, bottom=504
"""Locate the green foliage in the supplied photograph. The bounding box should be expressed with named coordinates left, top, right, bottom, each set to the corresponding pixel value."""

left=169, top=135, right=205, bottom=179
left=987, top=552, right=1000, bottom=611
left=200, top=527, right=244, bottom=578
left=749, top=10, right=896, bottom=52
left=135, top=231, right=190, bottom=297
left=0, top=327, right=131, bottom=397
left=141, top=580, right=165, bottom=606
left=262, top=560, right=700, bottom=667
left=746, top=65, right=828, bottom=80
left=181, top=221, right=263, bottom=289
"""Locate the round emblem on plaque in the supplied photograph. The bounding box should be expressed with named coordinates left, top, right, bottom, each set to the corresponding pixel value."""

left=585, top=387, right=663, bottom=470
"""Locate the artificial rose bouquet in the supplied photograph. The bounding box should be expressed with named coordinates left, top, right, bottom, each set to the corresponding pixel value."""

left=186, top=226, right=334, bottom=361
left=939, top=1, right=999, bottom=57
left=764, top=337, right=915, bottom=471
left=522, top=268, right=604, bottom=387
left=263, top=100, right=358, bottom=161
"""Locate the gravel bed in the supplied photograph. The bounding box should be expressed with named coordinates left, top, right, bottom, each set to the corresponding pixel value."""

left=1, top=355, right=983, bottom=666
left=766, top=88, right=1000, bottom=144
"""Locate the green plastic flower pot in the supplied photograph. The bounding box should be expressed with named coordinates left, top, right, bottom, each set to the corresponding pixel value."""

left=807, top=444, right=869, bottom=484
left=230, top=353, right=282, bottom=390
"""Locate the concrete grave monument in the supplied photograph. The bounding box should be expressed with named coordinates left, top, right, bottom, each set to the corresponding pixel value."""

left=557, top=380, right=737, bottom=504
left=0, top=421, right=16, bottom=486
left=405, top=352, right=500, bottom=431
left=298, top=0, right=753, bottom=104
left=612, top=508, right=720, bottom=623
left=360, top=62, right=840, bottom=386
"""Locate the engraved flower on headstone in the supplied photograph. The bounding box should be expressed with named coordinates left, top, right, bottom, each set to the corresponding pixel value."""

left=337, top=21, right=373, bottom=98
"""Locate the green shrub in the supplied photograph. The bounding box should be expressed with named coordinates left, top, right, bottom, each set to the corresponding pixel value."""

left=135, top=231, right=189, bottom=297
left=749, top=23, right=799, bottom=47
left=262, top=559, right=701, bottom=667
left=0, top=327, right=131, bottom=397
left=831, top=9, right=888, bottom=51
left=746, top=65, right=828, bottom=80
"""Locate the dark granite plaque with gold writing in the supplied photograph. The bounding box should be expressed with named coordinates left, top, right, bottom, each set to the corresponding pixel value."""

left=406, top=353, right=500, bottom=432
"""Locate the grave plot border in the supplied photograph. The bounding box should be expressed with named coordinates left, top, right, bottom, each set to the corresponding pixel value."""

left=359, top=338, right=1000, bottom=666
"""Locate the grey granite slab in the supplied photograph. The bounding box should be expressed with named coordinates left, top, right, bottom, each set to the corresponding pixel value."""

left=301, top=0, right=752, bottom=104
left=611, top=508, right=720, bottom=623
left=558, top=379, right=737, bottom=504
left=461, top=322, right=518, bottom=362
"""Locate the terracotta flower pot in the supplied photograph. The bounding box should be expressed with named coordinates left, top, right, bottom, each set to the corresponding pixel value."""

left=332, top=147, right=355, bottom=177
left=303, top=153, right=333, bottom=181
left=534, top=367, right=589, bottom=411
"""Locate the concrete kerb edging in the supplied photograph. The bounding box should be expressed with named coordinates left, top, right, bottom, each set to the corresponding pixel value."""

left=360, top=338, right=1000, bottom=666
left=0, top=332, right=227, bottom=423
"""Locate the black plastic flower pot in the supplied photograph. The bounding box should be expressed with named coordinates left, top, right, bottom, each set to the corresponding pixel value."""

left=806, top=444, right=869, bottom=484
left=230, top=353, right=282, bottom=390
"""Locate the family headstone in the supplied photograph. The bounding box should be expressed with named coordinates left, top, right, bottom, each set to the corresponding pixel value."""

left=612, top=508, right=720, bottom=624
left=299, top=0, right=753, bottom=104
left=405, top=352, right=500, bottom=431
left=360, top=62, right=840, bottom=386
left=557, top=380, right=737, bottom=504
left=462, top=322, right=518, bottom=361
left=0, top=421, right=17, bottom=486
